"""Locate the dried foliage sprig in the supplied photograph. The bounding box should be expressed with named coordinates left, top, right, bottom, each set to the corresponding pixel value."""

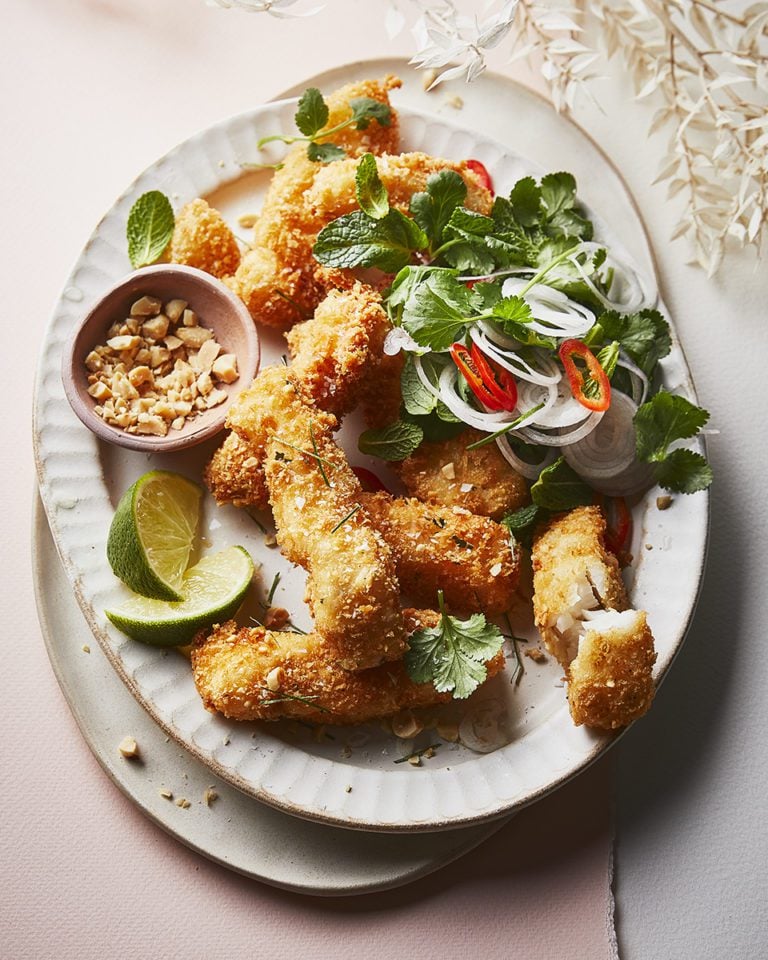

left=210, top=0, right=768, bottom=274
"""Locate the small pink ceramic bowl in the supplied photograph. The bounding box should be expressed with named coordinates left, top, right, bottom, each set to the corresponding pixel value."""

left=62, top=264, right=259, bottom=453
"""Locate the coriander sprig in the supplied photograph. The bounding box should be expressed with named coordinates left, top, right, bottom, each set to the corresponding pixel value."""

left=256, top=87, right=392, bottom=164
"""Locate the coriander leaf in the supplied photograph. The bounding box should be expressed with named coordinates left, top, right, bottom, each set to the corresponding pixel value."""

left=492, top=295, right=533, bottom=325
left=508, top=176, right=542, bottom=227
left=410, top=170, right=467, bottom=252
left=313, top=209, right=427, bottom=273
left=295, top=87, right=329, bottom=138
left=358, top=420, right=423, bottom=461
left=385, top=265, right=450, bottom=321
left=634, top=392, right=710, bottom=462
left=654, top=449, right=713, bottom=494
left=355, top=153, right=389, bottom=219
left=126, top=191, right=175, bottom=269
left=502, top=502, right=546, bottom=549
left=401, top=272, right=478, bottom=350
left=592, top=309, right=671, bottom=377
left=307, top=141, right=346, bottom=163
left=405, top=596, right=505, bottom=699
left=349, top=97, right=392, bottom=130
left=540, top=171, right=577, bottom=217
left=472, top=280, right=503, bottom=311
left=530, top=456, right=594, bottom=510
left=441, top=207, right=502, bottom=274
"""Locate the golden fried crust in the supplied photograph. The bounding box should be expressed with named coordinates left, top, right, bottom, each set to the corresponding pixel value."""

left=360, top=351, right=405, bottom=429
left=204, top=431, right=270, bottom=510
left=360, top=492, right=519, bottom=615
left=229, top=366, right=405, bottom=670
left=285, top=282, right=391, bottom=417
left=531, top=506, right=628, bottom=667
left=567, top=610, right=656, bottom=729
left=191, top=612, right=505, bottom=725
left=229, top=77, right=401, bottom=329
left=396, top=429, right=530, bottom=521
left=307, top=153, right=493, bottom=222
left=168, top=199, right=241, bottom=279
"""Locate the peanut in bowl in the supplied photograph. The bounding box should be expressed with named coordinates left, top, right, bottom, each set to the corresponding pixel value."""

left=61, top=264, right=260, bottom=453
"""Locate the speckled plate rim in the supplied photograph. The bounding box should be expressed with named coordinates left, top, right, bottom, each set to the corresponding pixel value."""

left=33, top=62, right=710, bottom=833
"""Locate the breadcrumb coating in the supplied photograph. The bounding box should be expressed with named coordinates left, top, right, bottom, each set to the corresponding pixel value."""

left=169, top=198, right=241, bottom=279
left=360, top=492, right=519, bottom=615
left=227, top=366, right=405, bottom=670
left=228, top=76, right=401, bottom=329
left=396, top=429, right=530, bottom=521
left=204, top=430, right=269, bottom=510
left=191, top=612, right=505, bottom=725
left=531, top=506, right=628, bottom=668
left=567, top=610, right=656, bottom=729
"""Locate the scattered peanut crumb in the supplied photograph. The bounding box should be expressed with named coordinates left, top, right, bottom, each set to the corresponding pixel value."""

left=440, top=461, right=456, bottom=480
left=407, top=754, right=421, bottom=766
left=436, top=720, right=459, bottom=742
left=344, top=785, right=352, bottom=793
left=265, top=665, right=284, bottom=692
left=237, top=213, right=259, bottom=229
left=645, top=543, right=653, bottom=551
left=203, top=788, right=219, bottom=807
left=524, top=647, right=547, bottom=663
left=446, top=95, right=464, bottom=110
left=264, top=607, right=290, bottom=630
left=176, top=797, right=191, bottom=809
left=159, top=789, right=173, bottom=800
left=656, top=495, right=673, bottom=510
left=82, top=644, right=90, bottom=654
left=118, top=736, right=140, bottom=759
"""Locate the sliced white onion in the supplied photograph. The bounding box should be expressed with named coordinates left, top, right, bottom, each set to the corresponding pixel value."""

left=496, top=436, right=557, bottom=480
left=518, top=378, right=593, bottom=429
left=556, top=241, right=649, bottom=312
left=473, top=325, right=562, bottom=385
left=616, top=353, right=649, bottom=406
left=437, top=364, right=512, bottom=432
left=501, top=278, right=596, bottom=338
left=383, top=326, right=421, bottom=356
left=586, top=459, right=656, bottom=498
left=412, top=355, right=442, bottom=401
left=459, top=700, right=510, bottom=754
left=518, top=410, right=604, bottom=447
left=562, top=390, right=638, bottom=480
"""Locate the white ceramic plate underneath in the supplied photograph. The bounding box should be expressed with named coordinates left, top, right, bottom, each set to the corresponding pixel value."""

left=33, top=89, right=709, bottom=831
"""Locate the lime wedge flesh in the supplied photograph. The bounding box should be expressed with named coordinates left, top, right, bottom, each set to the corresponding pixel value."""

left=106, top=546, right=254, bottom=646
left=107, top=470, right=202, bottom=601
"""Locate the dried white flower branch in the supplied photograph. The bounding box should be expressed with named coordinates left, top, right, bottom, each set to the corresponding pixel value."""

left=209, top=0, right=768, bottom=273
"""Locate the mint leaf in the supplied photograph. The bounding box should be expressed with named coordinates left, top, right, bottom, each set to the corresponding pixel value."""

left=405, top=596, right=504, bottom=699
left=401, top=273, right=478, bottom=350
left=410, top=170, right=467, bottom=252
left=307, top=142, right=345, bottom=163
left=634, top=392, right=710, bottom=462
left=401, top=354, right=446, bottom=416
left=313, top=209, right=427, bottom=273
left=126, top=191, right=175, bottom=269
left=654, top=449, right=713, bottom=494
left=531, top=456, right=594, bottom=511
left=355, top=153, right=389, bottom=220
left=349, top=97, right=392, bottom=130
left=358, top=420, right=423, bottom=461
left=295, top=87, right=329, bottom=138
left=441, top=207, right=498, bottom=274
left=501, top=502, right=545, bottom=549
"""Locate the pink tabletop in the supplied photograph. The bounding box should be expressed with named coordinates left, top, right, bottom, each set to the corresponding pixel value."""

left=2, top=2, right=615, bottom=956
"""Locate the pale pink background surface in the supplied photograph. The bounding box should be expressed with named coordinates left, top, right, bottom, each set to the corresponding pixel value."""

left=2, top=2, right=616, bottom=957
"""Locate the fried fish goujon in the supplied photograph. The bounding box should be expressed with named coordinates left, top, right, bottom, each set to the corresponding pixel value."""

left=227, top=76, right=402, bottom=329
left=192, top=611, right=505, bottom=725
left=227, top=366, right=405, bottom=670
left=531, top=506, right=656, bottom=729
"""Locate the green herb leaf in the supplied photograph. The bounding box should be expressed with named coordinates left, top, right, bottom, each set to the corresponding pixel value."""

left=295, top=87, right=329, bottom=138
left=401, top=272, right=478, bottom=350
left=634, top=391, right=710, bottom=462
left=509, top=176, right=542, bottom=227
left=400, top=354, right=448, bottom=417
left=654, top=448, right=713, bottom=494
left=358, top=420, right=423, bottom=461
left=355, top=153, right=389, bottom=220
left=530, top=456, right=594, bottom=511
left=126, top=191, right=175, bottom=269
left=349, top=97, right=392, bottom=130
left=410, top=170, right=467, bottom=252
left=307, top=141, right=346, bottom=163
left=405, top=593, right=505, bottom=699
left=313, top=209, right=427, bottom=273
left=596, top=340, right=620, bottom=380
left=589, top=309, right=672, bottom=378
left=492, top=295, right=533, bottom=325
left=501, top=502, right=546, bottom=549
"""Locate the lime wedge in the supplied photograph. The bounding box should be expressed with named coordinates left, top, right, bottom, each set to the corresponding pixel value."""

left=107, top=470, right=202, bottom=601
left=105, top=545, right=254, bottom=646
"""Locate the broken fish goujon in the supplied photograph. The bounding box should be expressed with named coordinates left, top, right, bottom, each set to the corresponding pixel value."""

left=192, top=611, right=506, bottom=725
left=227, top=366, right=405, bottom=670
left=226, top=76, right=402, bottom=330
left=531, top=506, right=656, bottom=729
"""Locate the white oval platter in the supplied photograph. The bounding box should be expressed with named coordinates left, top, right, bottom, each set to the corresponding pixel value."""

left=33, top=86, right=709, bottom=832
